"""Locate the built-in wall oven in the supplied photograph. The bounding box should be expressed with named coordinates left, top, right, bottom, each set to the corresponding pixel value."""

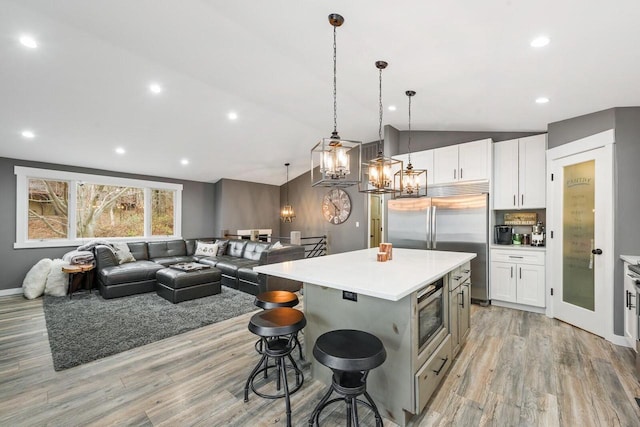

left=414, top=276, right=448, bottom=369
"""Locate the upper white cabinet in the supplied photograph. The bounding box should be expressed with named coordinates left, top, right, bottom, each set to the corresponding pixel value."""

left=393, top=149, right=434, bottom=186
left=493, top=134, right=547, bottom=209
left=433, top=139, right=491, bottom=184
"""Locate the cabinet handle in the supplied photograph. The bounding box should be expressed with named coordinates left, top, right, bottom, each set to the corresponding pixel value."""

left=521, top=194, right=524, bottom=205
left=508, top=256, right=524, bottom=259
left=459, top=289, right=465, bottom=308
left=626, top=290, right=629, bottom=308
left=519, top=267, right=522, bottom=279
left=460, top=168, right=463, bottom=179
left=462, top=269, right=470, bottom=274
left=513, top=195, right=516, bottom=206
left=454, top=169, right=457, bottom=180
left=510, top=266, right=513, bottom=278
left=432, top=356, right=449, bottom=375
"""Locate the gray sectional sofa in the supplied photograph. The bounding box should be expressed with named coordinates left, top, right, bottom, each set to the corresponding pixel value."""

left=94, top=238, right=304, bottom=299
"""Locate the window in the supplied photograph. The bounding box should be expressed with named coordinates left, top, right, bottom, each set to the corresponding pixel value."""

left=15, top=167, right=182, bottom=248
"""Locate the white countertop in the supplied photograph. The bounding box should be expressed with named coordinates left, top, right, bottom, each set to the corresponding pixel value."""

left=254, top=248, right=476, bottom=301
left=620, top=255, right=640, bottom=264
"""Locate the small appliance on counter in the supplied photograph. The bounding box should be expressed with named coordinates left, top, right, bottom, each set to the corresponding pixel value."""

left=495, top=225, right=513, bottom=245
left=531, top=221, right=545, bottom=246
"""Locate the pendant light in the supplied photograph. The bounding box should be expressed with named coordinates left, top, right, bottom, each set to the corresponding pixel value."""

left=311, top=13, right=362, bottom=187
left=281, top=163, right=296, bottom=223
left=395, top=90, right=427, bottom=198
left=359, top=61, right=403, bottom=195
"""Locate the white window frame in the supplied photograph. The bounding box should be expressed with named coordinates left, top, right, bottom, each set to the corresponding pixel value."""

left=15, top=166, right=183, bottom=248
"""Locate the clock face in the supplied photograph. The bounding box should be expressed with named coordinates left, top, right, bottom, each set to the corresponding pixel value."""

left=322, top=188, right=352, bottom=224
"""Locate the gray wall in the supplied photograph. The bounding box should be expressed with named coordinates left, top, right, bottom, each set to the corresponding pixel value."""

left=213, top=179, right=281, bottom=238
left=0, top=157, right=215, bottom=292
left=547, top=107, right=640, bottom=336
left=280, top=170, right=368, bottom=254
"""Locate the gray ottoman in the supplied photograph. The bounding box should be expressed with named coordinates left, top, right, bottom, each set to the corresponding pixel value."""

left=156, top=266, right=221, bottom=303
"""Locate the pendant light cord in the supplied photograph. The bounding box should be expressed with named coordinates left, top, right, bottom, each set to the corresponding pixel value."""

left=333, top=25, right=338, bottom=136
left=408, top=94, right=412, bottom=165
left=378, top=66, right=383, bottom=155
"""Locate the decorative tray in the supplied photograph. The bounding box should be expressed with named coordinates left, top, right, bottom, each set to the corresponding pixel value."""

left=169, top=262, right=210, bottom=272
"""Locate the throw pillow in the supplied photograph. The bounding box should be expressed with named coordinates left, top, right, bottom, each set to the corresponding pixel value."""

left=45, top=259, right=68, bottom=297
left=271, top=241, right=283, bottom=249
left=22, top=258, right=53, bottom=300
left=113, top=242, right=136, bottom=264
left=215, top=239, right=229, bottom=256
left=195, top=241, right=219, bottom=256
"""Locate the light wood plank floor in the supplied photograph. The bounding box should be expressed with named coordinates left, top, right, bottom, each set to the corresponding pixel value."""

left=1, top=294, right=639, bottom=426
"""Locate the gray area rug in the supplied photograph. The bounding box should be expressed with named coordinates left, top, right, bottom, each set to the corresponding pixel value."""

left=43, top=287, right=258, bottom=371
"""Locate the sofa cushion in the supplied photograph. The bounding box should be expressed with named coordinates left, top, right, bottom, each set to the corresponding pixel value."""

left=148, top=240, right=187, bottom=259
left=215, top=259, right=258, bottom=276
left=215, top=239, right=229, bottom=256
left=113, top=242, right=136, bottom=264
left=243, top=241, right=272, bottom=261
left=127, top=242, right=149, bottom=261
left=152, top=256, right=198, bottom=267
left=99, top=261, right=164, bottom=286
left=185, top=239, right=197, bottom=256
left=196, top=256, right=219, bottom=267
left=237, top=266, right=260, bottom=283
left=226, top=240, right=247, bottom=257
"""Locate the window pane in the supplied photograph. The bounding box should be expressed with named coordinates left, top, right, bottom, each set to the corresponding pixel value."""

left=151, top=189, right=174, bottom=236
left=28, top=179, right=69, bottom=239
left=77, top=184, right=144, bottom=238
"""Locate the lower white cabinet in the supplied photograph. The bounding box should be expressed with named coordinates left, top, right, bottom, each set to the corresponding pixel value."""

left=623, top=262, right=638, bottom=348
left=490, top=249, right=545, bottom=308
left=449, top=262, right=471, bottom=356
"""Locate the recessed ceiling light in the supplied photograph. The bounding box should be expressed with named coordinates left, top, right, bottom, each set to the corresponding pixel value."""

left=19, top=35, right=38, bottom=49
left=21, top=130, right=35, bottom=139
left=535, top=97, right=549, bottom=104
left=149, top=83, right=163, bottom=94
left=180, top=158, right=189, bottom=165
left=115, top=147, right=126, bottom=155
left=531, top=36, right=550, bottom=48
left=388, top=105, right=397, bottom=111
left=228, top=111, right=238, bottom=120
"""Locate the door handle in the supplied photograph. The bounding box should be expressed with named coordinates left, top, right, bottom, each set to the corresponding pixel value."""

left=591, top=248, right=603, bottom=255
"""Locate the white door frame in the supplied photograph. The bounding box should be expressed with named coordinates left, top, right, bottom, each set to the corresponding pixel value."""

left=546, top=129, right=616, bottom=342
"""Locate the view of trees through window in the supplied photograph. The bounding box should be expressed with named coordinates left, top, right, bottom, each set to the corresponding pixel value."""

left=27, top=178, right=176, bottom=241
left=28, top=179, right=69, bottom=240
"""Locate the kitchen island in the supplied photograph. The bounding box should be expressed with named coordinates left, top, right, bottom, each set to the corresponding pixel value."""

left=254, top=248, right=476, bottom=426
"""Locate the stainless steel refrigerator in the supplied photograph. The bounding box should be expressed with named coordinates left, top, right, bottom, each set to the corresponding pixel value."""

left=387, top=193, right=489, bottom=303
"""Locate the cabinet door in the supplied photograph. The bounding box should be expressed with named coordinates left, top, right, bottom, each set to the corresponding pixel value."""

left=449, top=288, right=460, bottom=355
left=490, top=261, right=517, bottom=302
left=459, top=139, right=490, bottom=182
left=519, top=134, right=546, bottom=208
left=623, top=265, right=638, bottom=347
left=492, top=139, right=519, bottom=209
left=433, top=145, right=459, bottom=184
left=409, top=150, right=435, bottom=186
left=459, top=281, right=471, bottom=342
left=516, top=264, right=546, bottom=307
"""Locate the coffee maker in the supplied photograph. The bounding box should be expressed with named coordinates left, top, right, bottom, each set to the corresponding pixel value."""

left=495, top=225, right=513, bottom=245
left=531, top=221, right=545, bottom=246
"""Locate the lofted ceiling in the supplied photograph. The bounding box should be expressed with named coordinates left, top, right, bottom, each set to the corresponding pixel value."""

left=2, top=1, right=640, bottom=185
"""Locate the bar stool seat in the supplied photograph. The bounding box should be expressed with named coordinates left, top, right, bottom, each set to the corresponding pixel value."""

left=254, top=291, right=304, bottom=360
left=244, top=307, right=306, bottom=427
left=309, top=329, right=386, bottom=427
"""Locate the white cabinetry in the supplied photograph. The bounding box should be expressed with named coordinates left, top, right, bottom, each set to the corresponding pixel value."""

left=433, top=139, right=491, bottom=184
left=493, top=134, right=546, bottom=209
left=623, top=262, right=638, bottom=348
left=490, top=249, right=545, bottom=308
left=393, top=149, right=434, bottom=186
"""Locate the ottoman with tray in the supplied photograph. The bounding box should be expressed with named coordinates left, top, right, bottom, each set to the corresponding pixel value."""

left=156, top=262, right=221, bottom=303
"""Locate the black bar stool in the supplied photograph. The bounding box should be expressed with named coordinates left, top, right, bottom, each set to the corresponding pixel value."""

left=244, top=307, right=306, bottom=427
left=254, top=291, right=304, bottom=360
left=308, top=329, right=386, bottom=427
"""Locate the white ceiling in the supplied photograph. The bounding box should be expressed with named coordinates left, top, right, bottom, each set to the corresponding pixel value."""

left=3, top=1, right=640, bottom=185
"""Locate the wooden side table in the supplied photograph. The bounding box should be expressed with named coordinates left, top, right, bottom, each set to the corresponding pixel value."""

left=62, top=264, right=95, bottom=298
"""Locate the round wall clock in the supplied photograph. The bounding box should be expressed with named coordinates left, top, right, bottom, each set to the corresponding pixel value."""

left=322, top=188, right=352, bottom=224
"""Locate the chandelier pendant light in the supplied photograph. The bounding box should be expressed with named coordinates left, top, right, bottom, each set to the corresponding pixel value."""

left=281, top=163, right=296, bottom=222
left=359, top=60, right=403, bottom=195
left=311, top=13, right=362, bottom=187
left=395, top=90, right=427, bottom=198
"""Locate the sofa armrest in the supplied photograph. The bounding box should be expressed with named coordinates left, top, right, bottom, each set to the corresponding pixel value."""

left=94, top=245, right=118, bottom=271
left=259, top=244, right=304, bottom=265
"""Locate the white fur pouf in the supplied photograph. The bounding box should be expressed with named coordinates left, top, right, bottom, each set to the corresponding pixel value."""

left=22, top=258, right=53, bottom=299
left=45, top=259, right=69, bottom=297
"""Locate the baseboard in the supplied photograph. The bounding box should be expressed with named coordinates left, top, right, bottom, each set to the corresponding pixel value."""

left=608, top=333, right=632, bottom=348
left=0, top=288, right=24, bottom=297
left=491, top=299, right=546, bottom=314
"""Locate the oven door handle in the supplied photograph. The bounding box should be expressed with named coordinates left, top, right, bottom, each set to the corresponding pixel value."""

left=417, top=285, right=436, bottom=301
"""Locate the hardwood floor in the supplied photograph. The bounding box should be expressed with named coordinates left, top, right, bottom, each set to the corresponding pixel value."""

left=0, top=294, right=639, bottom=426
